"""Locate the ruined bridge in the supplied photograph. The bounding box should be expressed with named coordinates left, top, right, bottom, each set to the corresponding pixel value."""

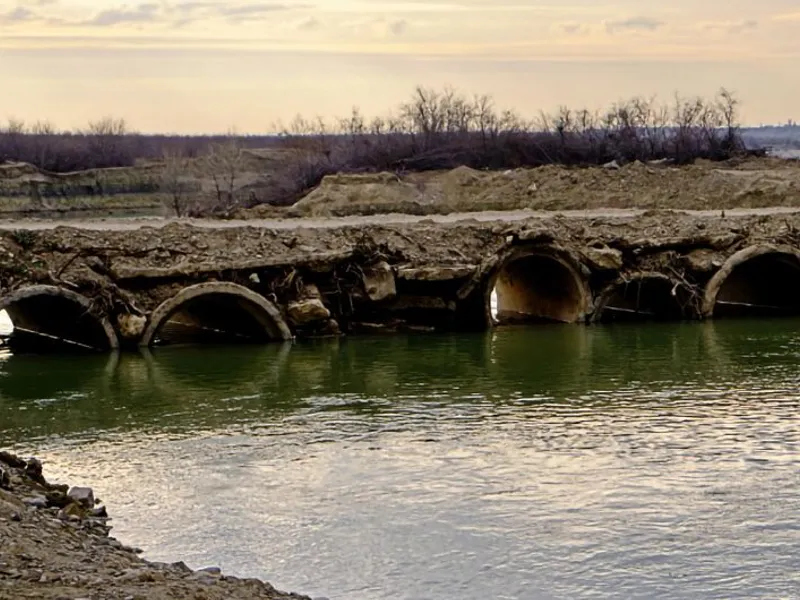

left=1, top=210, right=800, bottom=353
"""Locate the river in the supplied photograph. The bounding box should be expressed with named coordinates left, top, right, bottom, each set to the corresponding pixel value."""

left=2, top=321, right=800, bottom=599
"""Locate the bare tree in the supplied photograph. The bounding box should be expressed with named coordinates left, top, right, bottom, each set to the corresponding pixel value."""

left=160, top=149, right=193, bottom=217
left=201, top=135, right=246, bottom=215
left=2, top=118, right=26, bottom=160
left=84, top=116, right=130, bottom=167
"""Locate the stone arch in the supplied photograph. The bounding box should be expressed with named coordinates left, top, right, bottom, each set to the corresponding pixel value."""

left=484, top=245, right=592, bottom=326
left=140, top=282, right=292, bottom=347
left=702, top=245, right=800, bottom=318
left=0, top=285, right=118, bottom=352
left=591, top=272, right=697, bottom=323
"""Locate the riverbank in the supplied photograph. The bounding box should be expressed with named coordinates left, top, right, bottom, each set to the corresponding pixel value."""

left=0, top=451, right=311, bottom=600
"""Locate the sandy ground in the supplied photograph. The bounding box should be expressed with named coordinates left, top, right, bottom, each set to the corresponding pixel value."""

left=3, top=156, right=800, bottom=222
left=3, top=207, right=800, bottom=233
left=238, top=157, right=800, bottom=219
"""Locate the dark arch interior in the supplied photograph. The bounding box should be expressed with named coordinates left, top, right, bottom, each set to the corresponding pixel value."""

left=152, top=293, right=278, bottom=346
left=596, top=277, right=689, bottom=323
left=3, top=295, right=112, bottom=353
left=492, top=254, right=584, bottom=325
left=714, top=254, right=800, bottom=318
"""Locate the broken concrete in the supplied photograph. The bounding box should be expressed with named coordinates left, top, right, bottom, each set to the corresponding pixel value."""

left=361, top=261, right=396, bottom=302
left=581, top=246, right=624, bottom=272
left=288, top=298, right=331, bottom=325
left=3, top=210, right=800, bottom=352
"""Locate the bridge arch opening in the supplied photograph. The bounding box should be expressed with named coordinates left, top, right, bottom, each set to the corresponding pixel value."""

left=487, top=248, right=590, bottom=326
left=140, top=282, right=292, bottom=347
left=592, top=273, right=694, bottom=323
left=0, top=285, right=118, bottom=353
left=704, top=245, right=800, bottom=318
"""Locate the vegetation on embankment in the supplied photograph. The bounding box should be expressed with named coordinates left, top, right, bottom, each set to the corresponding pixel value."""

left=0, top=86, right=762, bottom=217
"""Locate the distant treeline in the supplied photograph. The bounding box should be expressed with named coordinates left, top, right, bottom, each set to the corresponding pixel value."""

left=1, top=88, right=765, bottom=215
left=0, top=117, right=280, bottom=173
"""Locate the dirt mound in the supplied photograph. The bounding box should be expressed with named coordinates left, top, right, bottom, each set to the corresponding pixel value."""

left=276, top=157, right=800, bottom=218
left=290, top=171, right=430, bottom=216
left=0, top=161, right=47, bottom=181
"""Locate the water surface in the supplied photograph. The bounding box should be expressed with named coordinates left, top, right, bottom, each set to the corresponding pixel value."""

left=3, top=321, right=800, bottom=599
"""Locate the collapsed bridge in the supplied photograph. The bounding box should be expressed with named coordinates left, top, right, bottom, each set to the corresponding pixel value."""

left=2, top=210, right=800, bottom=353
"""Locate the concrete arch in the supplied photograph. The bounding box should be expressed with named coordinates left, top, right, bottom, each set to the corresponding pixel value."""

left=0, top=285, right=118, bottom=352
left=591, top=272, right=697, bottom=323
left=140, top=282, right=292, bottom=347
left=485, top=245, right=592, bottom=326
left=703, top=244, right=800, bottom=318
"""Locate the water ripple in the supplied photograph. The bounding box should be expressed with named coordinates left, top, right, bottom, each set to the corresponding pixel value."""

left=3, top=321, right=800, bottom=599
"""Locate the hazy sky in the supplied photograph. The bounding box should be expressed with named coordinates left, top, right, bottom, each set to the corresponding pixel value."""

left=1, top=0, right=799, bottom=133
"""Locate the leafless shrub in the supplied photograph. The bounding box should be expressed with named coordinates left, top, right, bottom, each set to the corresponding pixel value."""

left=258, top=86, right=750, bottom=207
left=160, top=150, right=194, bottom=217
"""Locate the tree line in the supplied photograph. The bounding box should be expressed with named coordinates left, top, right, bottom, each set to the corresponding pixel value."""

left=0, top=87, right=756, bottom=216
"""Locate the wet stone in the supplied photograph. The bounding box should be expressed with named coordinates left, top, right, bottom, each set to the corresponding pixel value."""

left=67, top=486, right=95, bottom=508
left=24, top=496, right=48, bottom=509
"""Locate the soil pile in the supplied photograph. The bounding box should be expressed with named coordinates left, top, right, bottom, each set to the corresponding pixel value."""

left=270, top=157, right=800, bottom=218
left=0, top=451, right=311, bottom=600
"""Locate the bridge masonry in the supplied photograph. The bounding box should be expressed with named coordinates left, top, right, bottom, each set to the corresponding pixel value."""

left=2, top=211, right=800, bottom=352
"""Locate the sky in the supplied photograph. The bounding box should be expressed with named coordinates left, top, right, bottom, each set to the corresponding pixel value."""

left=1, top=0, right=799, bottom=133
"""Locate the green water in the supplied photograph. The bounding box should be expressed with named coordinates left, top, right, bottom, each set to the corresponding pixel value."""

left=3, top=321, right=800, bottom=599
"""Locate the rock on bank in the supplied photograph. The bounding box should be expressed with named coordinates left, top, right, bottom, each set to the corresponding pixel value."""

left=0, top=451, right=311, bottom=600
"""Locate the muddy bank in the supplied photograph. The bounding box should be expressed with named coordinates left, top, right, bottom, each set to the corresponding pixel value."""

left=0, top=451, right=312, bottom=600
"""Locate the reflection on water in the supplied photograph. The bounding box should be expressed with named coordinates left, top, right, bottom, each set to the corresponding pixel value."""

left=3, top=321, right=800, bottom=600
left=0, top=309, right=12, bottom=335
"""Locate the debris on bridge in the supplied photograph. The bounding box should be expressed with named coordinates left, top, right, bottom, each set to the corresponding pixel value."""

left=1, top=208, right=800, bottom=352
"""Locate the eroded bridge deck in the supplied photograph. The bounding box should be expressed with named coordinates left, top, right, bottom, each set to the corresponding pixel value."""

left=2, top=209, right=800, bottom=352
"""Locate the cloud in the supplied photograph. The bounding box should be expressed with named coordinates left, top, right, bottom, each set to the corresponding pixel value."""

left=701, top=19, right=758, bottom=34
left=174, top=1, right=217, bottom=12
left=387, top=18, right=408, bottom=35
left=296, top=16, right=320, bottom=31
left=773, top=11, right=800, bottom=22
left=220, top=3, right=308, bottom=22
left=343, top=15, right=411, bottom=38
left=12, top=1, right=316, bottom=30
left=604, top=17, right=664, bottom=34
left=556, top=21, right=591, bottom=36
left=82, top=4, right=161, bottom=27
left=0, top=6, right=42, bottom=24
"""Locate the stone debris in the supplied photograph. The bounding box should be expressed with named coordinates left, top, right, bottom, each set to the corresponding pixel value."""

left=116, top=313, right=147, bottom=341
left=67, top=486, right=95, bottom=508
left=287, top=284, right=331, bottom=325
left=581, top=246, right=624, bottom=272
left=0, top=451, right=311, bottom=600
left=361, top=261, right=396, bottom=302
